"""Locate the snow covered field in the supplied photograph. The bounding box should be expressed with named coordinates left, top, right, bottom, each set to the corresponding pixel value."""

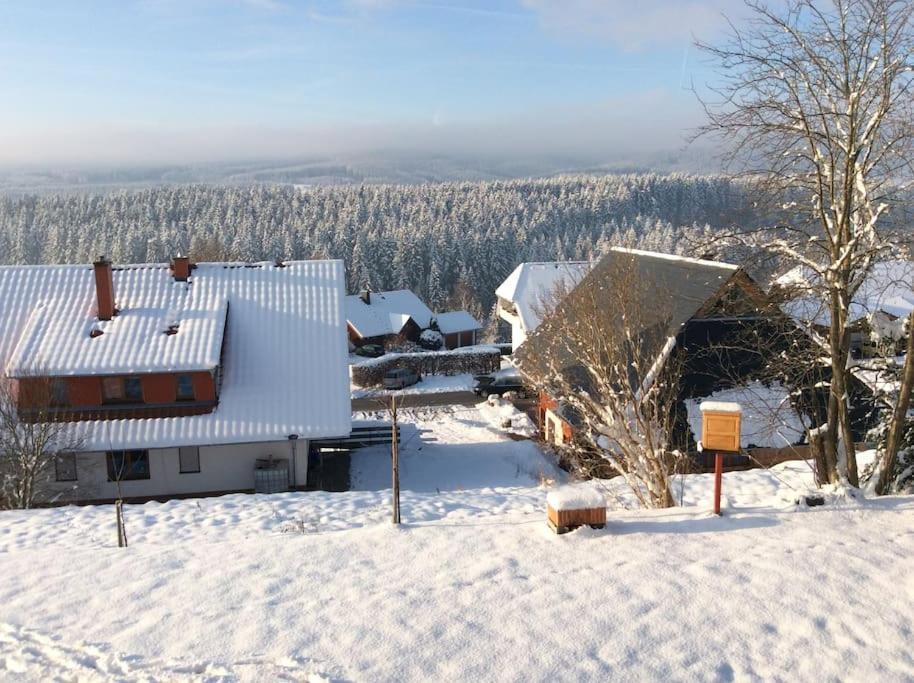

left=1, top=406, right=913, bottom=682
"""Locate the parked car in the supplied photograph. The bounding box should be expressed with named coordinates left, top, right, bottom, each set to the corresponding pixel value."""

left=473, top=371, right=529, bottom=398
left=355, top=344, right=385, bottom=358
left=383, top=367, right=421, bottom=390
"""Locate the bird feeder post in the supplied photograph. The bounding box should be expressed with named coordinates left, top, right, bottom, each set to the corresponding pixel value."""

left=713, top=453, right=724, bottom=515
left=699, top=401, right=742, bottom=516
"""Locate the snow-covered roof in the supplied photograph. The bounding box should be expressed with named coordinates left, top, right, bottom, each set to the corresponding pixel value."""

left=0, top=261, right=351, bottom=450
left=345, top=290, right=434, bottom=338
left=434, top=310, right=481, bottom=334
left=546, top=483, right=605, bottom=511
left=610, top=246, right=739, bottom=272
left=777, top=260, right=914, bottom=327
left=495, top=261, right=591, bottom=334
left=699, top=401, right=742, bottom=414
left=7, top=274, right=229, bottom=377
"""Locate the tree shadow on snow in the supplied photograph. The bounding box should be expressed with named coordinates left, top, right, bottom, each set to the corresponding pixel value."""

left=606, top=512, right=780, bottom=536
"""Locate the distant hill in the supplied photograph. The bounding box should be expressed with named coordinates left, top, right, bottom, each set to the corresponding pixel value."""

left=0, top=148, right=721, bottom=194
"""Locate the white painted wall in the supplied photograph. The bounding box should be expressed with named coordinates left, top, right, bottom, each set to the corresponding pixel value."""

left=511, top=322, right=527, bottom=352
left=497, top=307, right=527, bottom=352
left=544, top=408, right=565, bottom=446
left=45, top=439, right=310, bottom=503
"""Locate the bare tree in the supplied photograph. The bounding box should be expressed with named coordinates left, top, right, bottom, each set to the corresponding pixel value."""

left=875, top=309, right=914, bottom=493
left=696, top=0, right=914, bottom=486
left=0, top=375, right=87, bottom=509
left=519, top=256, right=685, bottom=508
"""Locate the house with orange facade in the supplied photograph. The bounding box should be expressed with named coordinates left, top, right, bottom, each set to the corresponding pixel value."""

left=0, top=256, right=351, bottom=503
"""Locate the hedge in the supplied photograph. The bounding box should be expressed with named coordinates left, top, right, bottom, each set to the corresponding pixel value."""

left=351, top=346, right=501, bottom=387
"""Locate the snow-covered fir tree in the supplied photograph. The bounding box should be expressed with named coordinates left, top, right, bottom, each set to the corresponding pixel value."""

left=0, top=174, right=761, bottom=314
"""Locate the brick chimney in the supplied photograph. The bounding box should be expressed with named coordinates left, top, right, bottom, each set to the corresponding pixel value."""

left=359, top=288, right=371, bottom=305
left=171, top=255, right=191, bottom=282
left=93, top=257, right=116, bottom=321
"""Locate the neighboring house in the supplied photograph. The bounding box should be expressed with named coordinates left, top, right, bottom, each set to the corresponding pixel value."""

left=433, top=311, right=481, bottom=349
left=495, top=261, right=591, bottom=351
left=775, top=260, right=914, bottom=358
left=516, top=248, right=801, bottom=455
left=345, top=288, right=480, bottom=349
left=0, top=256, right=352, bottom=503
left=345, top=289, right=434, bottom=347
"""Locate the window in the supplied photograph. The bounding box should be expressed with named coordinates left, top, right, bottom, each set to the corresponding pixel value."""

left=179, top=446, right=200, bottom=474
left=106, top=450, right=150, bottom=481
left=102, top=377, right=143, bottom=404
left=50, top=378, right=69, bottom=407
left=101, top=377, right=123, bottom=402
left=176, top=374, right=195, bottom=401
left=55, top=453, right=77, bottom=482
left=124, top=377, right=143, bottom=402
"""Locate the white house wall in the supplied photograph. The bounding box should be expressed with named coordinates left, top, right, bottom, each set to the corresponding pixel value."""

left=46, top=439, right=309, bottom=503
left=543, top=408, right=566, bottom=446
left=496, top=306, right=527, bottom=352
left=511, top=323, right=527, bottom=352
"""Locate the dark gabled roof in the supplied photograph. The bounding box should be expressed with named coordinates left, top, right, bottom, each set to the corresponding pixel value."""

left=595, top=248, right=739, bottom=332
left=515, top=248, right=745, bottom=389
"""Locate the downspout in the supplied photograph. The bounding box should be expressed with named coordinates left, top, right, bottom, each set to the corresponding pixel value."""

left=288, top=434, right=299, bottom=490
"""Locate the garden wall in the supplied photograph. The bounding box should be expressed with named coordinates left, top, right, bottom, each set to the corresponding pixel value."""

left=351, top=346, right=501, bottom=387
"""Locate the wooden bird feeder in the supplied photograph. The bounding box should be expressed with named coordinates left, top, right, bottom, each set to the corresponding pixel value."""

left=700, top=401, right=742, bottom=453
left=699, top=401, right=742, bottom=515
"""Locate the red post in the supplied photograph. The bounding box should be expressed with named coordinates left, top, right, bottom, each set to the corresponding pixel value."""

left=713, top=452, right=723, bottom=515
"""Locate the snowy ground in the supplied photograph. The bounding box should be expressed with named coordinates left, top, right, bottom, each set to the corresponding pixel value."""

left=1, top=406, right=913, bottom=682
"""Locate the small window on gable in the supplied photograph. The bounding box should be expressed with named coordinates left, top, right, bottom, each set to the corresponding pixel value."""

left=55, top=453, right=77, bottom=482
left=124, top=377, right=143, bottom=402
left=50, top=378, right=69, bottom=407
left=179, top=446, right=200, bottom=474
left=102, top=377, right=124, bottom=402
left=176, top=374, right=195, bottom=401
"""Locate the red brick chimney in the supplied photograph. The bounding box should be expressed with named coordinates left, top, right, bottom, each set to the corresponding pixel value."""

left=93, top=257, right=116, bottom=321
left=171, top=255, right=191, bottom=282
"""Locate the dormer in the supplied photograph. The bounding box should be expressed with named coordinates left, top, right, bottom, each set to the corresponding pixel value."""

left=6, top=259, right=229, bottom=422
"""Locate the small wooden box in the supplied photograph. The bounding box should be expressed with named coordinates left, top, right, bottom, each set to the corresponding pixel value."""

left=547, top=504, right=606, bottom=534
left=700, top=403, right=742, bottom=453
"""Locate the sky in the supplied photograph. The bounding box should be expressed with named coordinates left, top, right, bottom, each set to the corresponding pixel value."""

left=0, top=0, right=744, bottom=166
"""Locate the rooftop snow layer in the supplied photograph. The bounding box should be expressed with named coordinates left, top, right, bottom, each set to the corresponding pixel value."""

left=0, top=261, right=351, bottom=450
left=546, top=483, right=606, bottom=510
left=434, top=310, right=481, bottom=334
left=6, top=276, right=228, bottom=376
left=610, top=246, right=739, bottom=271
left=345, top=290, right=434, bottom=338
left=778, top=260, right=914, bottom=326
left=495, top=261, right=591, bottom=334
left=699, top=401, right=742, bottom=413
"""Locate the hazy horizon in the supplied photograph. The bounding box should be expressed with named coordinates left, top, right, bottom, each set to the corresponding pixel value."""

left=0, top=1, right=743, bottom=169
